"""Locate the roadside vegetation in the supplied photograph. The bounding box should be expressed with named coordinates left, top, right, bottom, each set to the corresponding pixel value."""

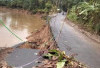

left=66, top=0, right=100, bottom=35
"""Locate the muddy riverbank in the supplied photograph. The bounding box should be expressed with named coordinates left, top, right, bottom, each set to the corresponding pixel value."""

left=0, top=7, right=31, bottom=15
left=18, top=25, right=57, bottom=50
left=0, top=7, right=47, bottom=16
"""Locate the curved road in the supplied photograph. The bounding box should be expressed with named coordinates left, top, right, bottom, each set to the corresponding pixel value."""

left=50, top=13, right=100, bottom=68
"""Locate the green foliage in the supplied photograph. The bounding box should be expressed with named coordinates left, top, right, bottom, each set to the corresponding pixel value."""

left=95, top=23, right=100, bottom=34
left=0, top=0, right=53, bottom=14
left=43, top=49, right=66, bottom=61
left=58, top=0, right=84, bottom=11
left=67, top=6, right=78, bottom=21
left=43, top=49, right=74, bottom=68
left=56, top=59, right=66, bottom=68
left=67, top=2, right=100, bottom=34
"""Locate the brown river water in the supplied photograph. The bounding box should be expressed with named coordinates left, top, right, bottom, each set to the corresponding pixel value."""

left=0, top=8, right=45, bottom=47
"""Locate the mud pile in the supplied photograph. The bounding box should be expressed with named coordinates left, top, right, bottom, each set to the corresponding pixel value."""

left=18, top=25, right=57, bottom=50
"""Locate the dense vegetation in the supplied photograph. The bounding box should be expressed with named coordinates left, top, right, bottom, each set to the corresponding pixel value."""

left=0, top=0, right=56, bottom=14
left=66, top=0, right=100, bottom=35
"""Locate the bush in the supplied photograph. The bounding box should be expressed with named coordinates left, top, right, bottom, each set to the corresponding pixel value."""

left=67, top=6, right=78, bottom=21
left=67, top=2, right=100, bottom=34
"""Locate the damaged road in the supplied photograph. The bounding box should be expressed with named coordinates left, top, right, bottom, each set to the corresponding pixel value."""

left=0, top=23, right=86, bottom=68
left=50, top=13, right=100, bottom=68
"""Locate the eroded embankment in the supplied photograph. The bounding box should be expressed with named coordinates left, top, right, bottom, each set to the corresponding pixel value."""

left=0, top=7, right=47, bottom=17
left=18, top=25, right=57, bottom=50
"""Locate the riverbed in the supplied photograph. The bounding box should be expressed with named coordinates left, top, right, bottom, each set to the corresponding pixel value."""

left=0, top=8, right=45, bottom=47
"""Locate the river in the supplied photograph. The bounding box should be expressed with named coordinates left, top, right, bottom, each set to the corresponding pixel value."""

left=0, top=8, right=45, bottom=47
left=50, top=13, right=100, bottom=68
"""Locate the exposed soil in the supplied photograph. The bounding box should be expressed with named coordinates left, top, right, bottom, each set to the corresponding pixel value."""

left=18, top=25, right=57, bottom=50
left=0, top=7, right=47, bottom=20
left=0, top=6, right=31, bottom=15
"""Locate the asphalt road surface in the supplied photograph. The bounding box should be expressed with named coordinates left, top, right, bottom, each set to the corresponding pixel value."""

left=50, top=13, right=100, bottom=68
left=6, top=48, right=41, bottom=68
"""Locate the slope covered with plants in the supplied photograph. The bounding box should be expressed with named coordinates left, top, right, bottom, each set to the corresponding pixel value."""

left=67, top=0, right=100, bottom=35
